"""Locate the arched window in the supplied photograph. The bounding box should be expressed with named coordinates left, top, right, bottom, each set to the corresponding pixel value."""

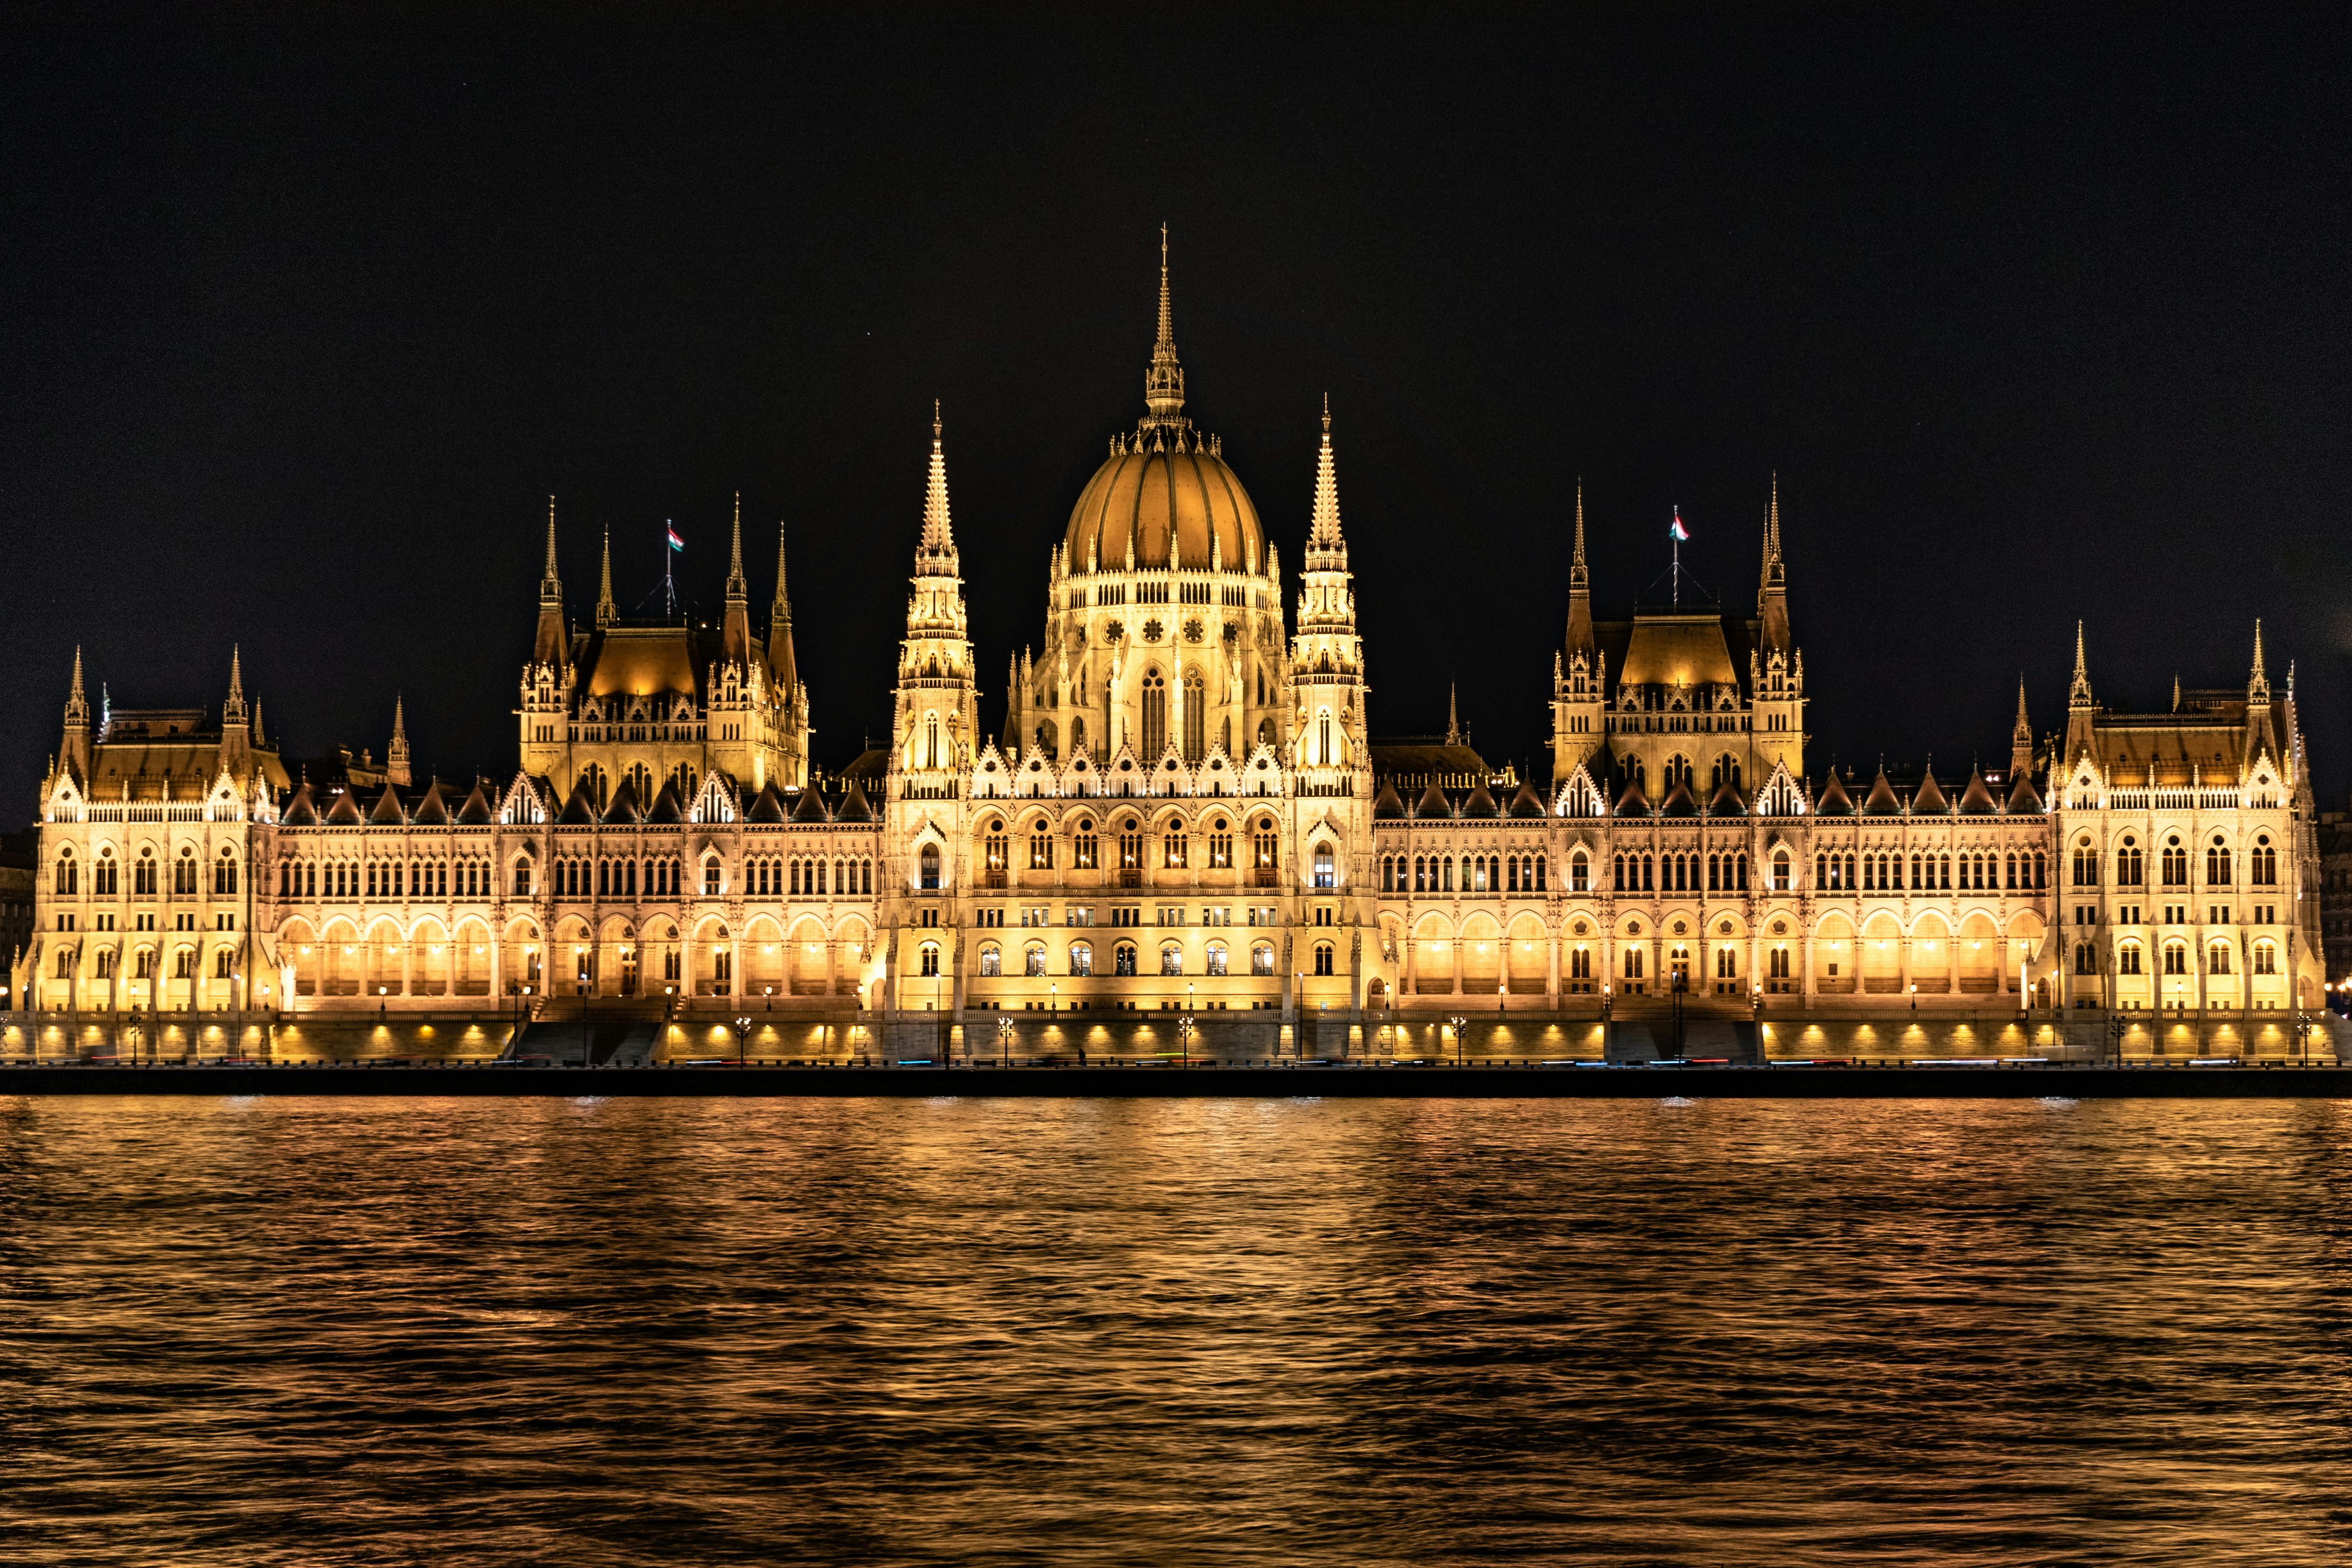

left=513, top=858, right=533, bottom=897
left=1070, top=942, right=1093, bottom=977
left=1206, top=940, right=1228, bottom=976
left=1251, top=942, right=1275, bottom=976
left=136, top=847, right=156, bottom=897
left=2033, top=851, right=2046, bottom=889
left=1313, top=942, right=1335, bottom=976
left=93, top=847, right=116, bottom=897
left=174, top=848, right=198, bottom=897
left=1208, top=818, right=1232, bottom=869
left=2208, top=941, right=2232, bottom=975
left=94, top=948, right=114, bottom=980
left=1159, top=942, right=1183, bottom=976
left=2079, top=942, right=2101, bottom=975
left=2253, top=939, right=2277, bottom=975
left=1623, top=946, right=1645, bottom=979
left=919, top=844, right=942, bottom=891
left=978, top=944, right=1001, bottom=977
left=1162, top=822, right=1187, bottom=869
left=2161, top=836, right=2187, bottom=887
left=1664, top=755, right=1692, bottom=790
left=2252, top=836, right=2277, bottom=886
left=919, top=942, right=940, bottom=978
left=1772, top=851, right=1790, bottom=892
left=1184, top=669, right=1206, bottom=761
left=2207, top=837, right=2231, bottom=886
left=1253, top=822, right=1278, bottom=881
left=2116, top=837, right=2142, bottom=887
left=1571, top=852, right=1588, bottom=892
left=1141, top=670, right=1167, bottom=758
left=2162, top=940, right=2188, bottom=975
left=1315, top=707, right=1334, bottom=767
left=1029, top=827, right=1053, bottom=870
left=1114, top=943, right=1137, bottom=977
left=1074, top=820, right=1098, bottom=870
left=1312, top=844, right=1337, bottom=889
left=1025, top=943, right=1047, bottom=978
left=983, top=821, right=1008, bottom=874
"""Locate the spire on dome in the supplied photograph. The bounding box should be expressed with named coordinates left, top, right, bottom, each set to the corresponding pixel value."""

left=1142, top=224, right=1187, bottom=427
left=1446, top=683, right=1461, bottom=747
left=541, top=495, right=560, bottom=598
left=595, top=526, right=616, bottom=628
left=1306, top=394, right=1344, bottom=551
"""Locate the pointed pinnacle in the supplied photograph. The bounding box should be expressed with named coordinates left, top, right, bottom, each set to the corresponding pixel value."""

left=543, top=495, right=559, bottom=580
left=229, top=644, right=244, bottom=701
left=392, top=692, right=407, bottom=743
left=1572, top=480, right=1587, bottom=579
left=1157, top=223, right=1173, bottom=349
left=2251, top=618, right=2268, bottom=685
left=69, top=644, right=85, bottom=703
left=772, top=517, right=790, bottom=616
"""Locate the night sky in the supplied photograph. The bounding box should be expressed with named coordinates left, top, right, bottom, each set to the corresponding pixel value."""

left=7, top=11, right=2349, bottom=810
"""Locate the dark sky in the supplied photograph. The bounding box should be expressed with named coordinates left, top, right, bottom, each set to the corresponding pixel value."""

left=6, top=10, right=2349, bottom=809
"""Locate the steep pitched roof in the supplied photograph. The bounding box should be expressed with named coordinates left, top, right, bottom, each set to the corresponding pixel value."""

left=1706, top=776, right=1746, bottom=816
left=1958, top=770, right=1999, bottom=815
left=557, top=780, right=598, bottom=824
left=745, top=781, right=788, bottom=823
left=1911, top=772, right=1949, bottom=814
left=1659, top=778, right=1699, bottom=818
left=2005, top=771, right=2043, bottom=814
left=1860, top=768, right=1902, bottom=816
left=1815, top=772, right=1855, bottom=817
left=1507, top=780, right=1547, bottom=818
left=790, top=787, right=830, bottom=823
left=1373, top=781, right=1408, bottom=820
left=645, top=782, right=685, bottom=825
left=282, top=784, right=319, bottom=825
left=1614, top=773, right=1651, bottom=816
left=367, top=785, right=407, bottom=825
left=455, top=782, right=494, bottom=824
left=1414, top=779, right=1453, bottom=818
left=324, top=789, right=363, bottom=825
left=1461, top=784, right=1500, bottom=818
left=410, top=782, right=451, bottom=824
left=602, top=777, right=642, bottom=825
left=835, top=779, right=875, bottom=823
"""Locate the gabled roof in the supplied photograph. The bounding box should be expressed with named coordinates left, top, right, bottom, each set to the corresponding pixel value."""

left=602, top=777, right=642, bottom=825
left=282, top=784, right=319, bottom=825
left=1614, top=774, right=1651, bottom=816
left=790, top=787, right=830, bottom=823
left=836, top=779, right=875, bottom=823
left=1414, top=779, right=1453, bottom=818
left=1659, top=778, right=1699, bottom=818
left=1373, top=781, right=1408, bottom=820
left=1461, top=784, right=1499, bottom=818
left=1507, top=780, right=1547, bottom=818
left=1958, top=770, right=1999, bottom=815
left=1706, top=776, right=1746, bottom=816
left=1912, top=772, right=1949, bottom=814
left=1815, top=772, right=1855, bottom=817
left=745, top=781, right=788, bottom=823
left=324, top=790, right=363, bottom=825
left=645, top=782, right=686, bottom=825
left=1860, top=768, right=1902, bottom=816
left=2005, top=771, right=2043, bottom=814
left=455, top=782, right=494, bottom=824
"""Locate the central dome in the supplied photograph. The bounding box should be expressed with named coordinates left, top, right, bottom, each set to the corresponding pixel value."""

left=1063, top=226, right=1266, bottom=575
left=1065, top=433, right=1265, bottom=573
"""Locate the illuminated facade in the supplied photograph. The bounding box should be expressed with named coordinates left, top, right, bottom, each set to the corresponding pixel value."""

left=16, top=239, right=2327, bottom=1034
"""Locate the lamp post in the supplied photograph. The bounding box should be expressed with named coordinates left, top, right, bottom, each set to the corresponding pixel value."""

left=997, top=1013, right=1013, bottom=1067
left=1179, top=1011, right=1193, bottom=1069
left=735, top=1014, right=750, bottom=1067
left=1451, top=1012, right=1467, bottom=1069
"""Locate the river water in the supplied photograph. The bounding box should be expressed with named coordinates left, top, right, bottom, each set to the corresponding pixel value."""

left=3, top=1095, right=2348, bottom=1566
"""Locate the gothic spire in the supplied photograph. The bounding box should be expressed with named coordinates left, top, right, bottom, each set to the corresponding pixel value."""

left=387, top=694, right=411, bottom=788
left=1758, top=475, right=1791, bottom=652
left=225, top=645, right=248, bottom=724
left=1446, top=683, right=1461, bottom=747
left=1143, top=224, right=1187, bottom=427
left=2249, top=618, right=2270, bottom=701
left=595, top=526, right=616, bottom=628
left=65, top=644, right=88, bottom=726
left=918, top=401, right=957, bottom=566
left=1306, top=393, right=1344, bottom=551
left=533, top=497, right=567, bottom=668
left=772, top=516, right=790, bottom=620
left=2068, top=620, right=2092, bottom=705
left=767, top=516, right=798, bottom=697
left=541, top=494, right=560, bottom=597
left=726, top=491, right=748, bottom=600
left=1570, top=480, right=1588, bottom=588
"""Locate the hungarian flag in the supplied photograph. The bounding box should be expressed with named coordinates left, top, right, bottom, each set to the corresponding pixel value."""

left=666, top=523, right=685, bottom=553
left=1668, top=508, right=1689, bottom=542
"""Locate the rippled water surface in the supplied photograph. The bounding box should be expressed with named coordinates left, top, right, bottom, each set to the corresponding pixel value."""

left=4, top=1095, right=2350, bottom=1566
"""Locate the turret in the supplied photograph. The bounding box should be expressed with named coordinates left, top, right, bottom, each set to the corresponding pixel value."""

left=61, top=645, right=90, bottom=781
left=2246, top=619, right=2276, bottom=767
left=1551, top=482, right=1607, bottom=780
left=222, top=646, right=250, bottom=780
left=533, top=495, right=566, bottom=668
left=387, top=694, right=411, bottom=788
left=1288, top=401, right=1367, bottom=773
left=2063, top=620, right=2097, bottom=766
left=2009, top=677, right=2032, bottom=780
left=1748, top=477, right=1805, bottom=777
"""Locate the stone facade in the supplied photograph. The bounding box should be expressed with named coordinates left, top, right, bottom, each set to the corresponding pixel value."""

left=15, top=242, right=2329, bottom=1048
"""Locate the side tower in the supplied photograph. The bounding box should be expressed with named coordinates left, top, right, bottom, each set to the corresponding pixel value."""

left=884, top=406, right=981, bottom=893
left=519, top=496, right=577, bottom=779
left=1748, top=477, right=1805, bottom=778
left=1549, top=484, right=1606, bottom=780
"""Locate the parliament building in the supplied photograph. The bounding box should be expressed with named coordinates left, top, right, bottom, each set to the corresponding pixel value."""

left=16, top=240, right=2330, bottom=1057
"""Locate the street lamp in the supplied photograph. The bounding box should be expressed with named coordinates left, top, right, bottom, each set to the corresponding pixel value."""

left=1179, top=1012, right=1193, bottom=1068
left=997, top=1014, right=1013, bottom=1067
left=1451, top=1012, right=1467, bottom=1068
left=735, top=1014, right=751, bottom=1067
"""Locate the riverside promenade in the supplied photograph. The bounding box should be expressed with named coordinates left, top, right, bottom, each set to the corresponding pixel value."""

left=5, top=1060, right=2349, bottom=1098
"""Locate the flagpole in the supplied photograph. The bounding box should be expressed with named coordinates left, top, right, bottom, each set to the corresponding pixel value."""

left=665, top=519, right=675, bottom=618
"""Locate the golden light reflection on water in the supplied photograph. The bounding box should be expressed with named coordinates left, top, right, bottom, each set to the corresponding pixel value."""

left=1, top=1094, right=2348, bottom=1565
